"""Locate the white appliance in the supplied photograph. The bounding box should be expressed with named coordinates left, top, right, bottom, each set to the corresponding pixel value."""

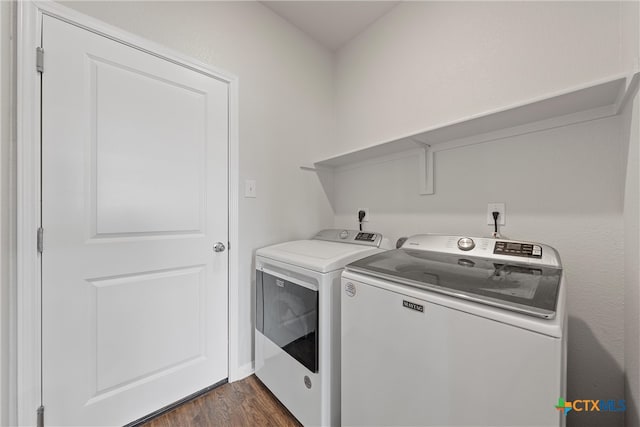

left=341, top=234, right=567, bottom=427
left=255, top=229, right=387, bottom=426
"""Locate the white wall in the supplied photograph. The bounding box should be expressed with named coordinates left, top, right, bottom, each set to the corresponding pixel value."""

left=336, top=1, right=627, bottom=152
left=333, top=2, right=636, bottom=426
left=622, top=2, right=640, bottom=426
left=58, top=0, right=336, bottom=376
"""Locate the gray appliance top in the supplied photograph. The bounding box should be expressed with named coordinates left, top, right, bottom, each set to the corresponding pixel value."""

left=313, top=229, right=383, bottom=248
left=345, top=234, right=563, bottom=319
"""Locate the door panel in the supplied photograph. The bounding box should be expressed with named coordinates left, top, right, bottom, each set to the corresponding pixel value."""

left=91, top=57, right=206, bottom=235
left=90, top=266, right=205, bottom=395
left=42, top=15, right=229, bottom=426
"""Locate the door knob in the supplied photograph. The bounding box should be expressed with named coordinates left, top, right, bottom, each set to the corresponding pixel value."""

left=213, top=242, right=226, bottom=252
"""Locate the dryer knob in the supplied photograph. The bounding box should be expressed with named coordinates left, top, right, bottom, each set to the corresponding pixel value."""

left=457, top=237, right=475, bottom=251
left=339, top=230, right=349, bottom=239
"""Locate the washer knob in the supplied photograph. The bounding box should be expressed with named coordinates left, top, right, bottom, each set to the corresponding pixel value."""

left=457, top=237, right=475, bottom=251
left=339, top=230, right=349, bottom=239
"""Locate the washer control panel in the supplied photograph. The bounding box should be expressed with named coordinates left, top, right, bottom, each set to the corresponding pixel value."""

left=400, top=235, right=561, bottom=267
left=494, top=241, right=542, bottom=258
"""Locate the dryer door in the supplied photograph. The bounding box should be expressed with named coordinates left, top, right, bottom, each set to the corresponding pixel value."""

left=257, top=269, right=319, bottom=372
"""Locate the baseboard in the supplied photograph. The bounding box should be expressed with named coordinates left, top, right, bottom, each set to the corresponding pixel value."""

left=229, top=361, right=254, bottom=382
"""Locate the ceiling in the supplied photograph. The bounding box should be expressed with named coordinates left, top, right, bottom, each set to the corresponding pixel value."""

left=261, top=1, right=400, bottom=51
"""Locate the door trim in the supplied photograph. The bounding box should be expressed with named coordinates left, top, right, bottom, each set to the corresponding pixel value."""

left=16, top=1, right=240, bottom=424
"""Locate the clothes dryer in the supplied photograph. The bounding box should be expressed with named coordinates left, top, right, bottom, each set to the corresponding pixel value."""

left=255, top=229, right=387, bottom=426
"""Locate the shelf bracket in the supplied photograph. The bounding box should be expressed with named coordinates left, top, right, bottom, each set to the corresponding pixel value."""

left=616, top=71, right=640, bottom=114
left=416, top=142, right=434, bottom=195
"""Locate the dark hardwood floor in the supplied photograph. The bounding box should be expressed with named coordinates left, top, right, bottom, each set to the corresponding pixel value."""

left=142, top=375, right=302, bottom=427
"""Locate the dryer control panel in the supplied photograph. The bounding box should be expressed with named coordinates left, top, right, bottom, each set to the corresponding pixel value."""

left=314, top=229, right=383, bottom=247
left=355, top=232, right=377, bottom=242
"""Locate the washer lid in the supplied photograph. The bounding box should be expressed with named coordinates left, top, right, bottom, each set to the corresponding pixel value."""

left=346, top=248, right=562, bottom=319
left=257, top=239, right=383, bottom=273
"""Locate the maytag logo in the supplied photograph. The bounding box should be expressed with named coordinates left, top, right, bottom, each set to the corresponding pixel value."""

left=403, top=300, right=424, bottom=312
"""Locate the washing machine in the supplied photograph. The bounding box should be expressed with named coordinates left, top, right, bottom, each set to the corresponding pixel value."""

left=341, top=234, right=567, bottom=427
left=255, top=229, right=387, bottom=426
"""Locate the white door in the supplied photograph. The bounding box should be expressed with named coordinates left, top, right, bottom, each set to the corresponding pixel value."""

left=41, top=15, right=229, bottom=426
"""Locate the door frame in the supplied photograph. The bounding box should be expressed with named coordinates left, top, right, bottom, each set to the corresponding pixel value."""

left=16, top=1, right=241, bottom=424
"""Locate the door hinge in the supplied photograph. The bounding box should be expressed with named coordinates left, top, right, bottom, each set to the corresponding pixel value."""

left=37, top=227, right=44, bottom=253
left=36, top=47, right=44, bottom=73
left=37, top=405, right=44, bottom=427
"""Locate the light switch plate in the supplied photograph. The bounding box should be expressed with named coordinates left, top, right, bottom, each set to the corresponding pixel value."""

left=245, top=180, right=257, bottom=198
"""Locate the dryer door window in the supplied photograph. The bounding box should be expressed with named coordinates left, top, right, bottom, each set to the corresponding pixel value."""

left=256, top=270, right=319, bottom=372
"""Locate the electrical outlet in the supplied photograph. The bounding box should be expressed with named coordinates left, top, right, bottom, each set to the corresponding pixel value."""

left=487, top=203, right=505, bottom=226
left=244, top=180, right=257, bottom=198
left=357, top=208, right=370, bottom=222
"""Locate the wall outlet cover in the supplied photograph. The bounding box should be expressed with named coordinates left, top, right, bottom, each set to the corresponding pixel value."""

left=487, top=203, right=506, bottom=225
left=357, top=208, right=370, bottom=222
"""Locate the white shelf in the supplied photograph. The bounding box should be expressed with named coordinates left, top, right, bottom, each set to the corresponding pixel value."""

left=304, top=71, right=639, bottom=195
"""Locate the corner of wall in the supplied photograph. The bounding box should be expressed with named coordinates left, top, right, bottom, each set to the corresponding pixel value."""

left=621, top=2, right=640, bottom=426
left=623, top=93, right=640, bottom=427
